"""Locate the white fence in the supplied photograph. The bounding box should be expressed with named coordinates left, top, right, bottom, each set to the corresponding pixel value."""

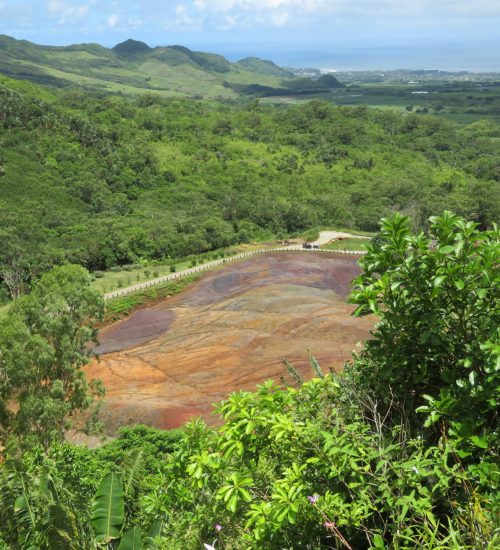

left=104, top=247, right=366, bottom=300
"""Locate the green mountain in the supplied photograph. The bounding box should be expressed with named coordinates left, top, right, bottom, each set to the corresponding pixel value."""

left=111, top=38, right=152, bottom=57
left=236, top=56, right=293, bottom=78
left=285, top=73, right=344, bottom=91
left=0, top=34, right=286, bottom=99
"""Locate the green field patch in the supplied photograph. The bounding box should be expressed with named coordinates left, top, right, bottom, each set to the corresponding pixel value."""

left=223, top=68, right=282, bottom=87
left=91, top=261, right=192, bottom=294
left=321, top=227, right=376, bottom=238
left=104, top=274, right=200, bottom=322
left=322, top=238, right=370, bottom=251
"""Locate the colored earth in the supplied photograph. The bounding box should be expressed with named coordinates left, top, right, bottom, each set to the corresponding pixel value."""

left=86, top=252, right=373, bottom=433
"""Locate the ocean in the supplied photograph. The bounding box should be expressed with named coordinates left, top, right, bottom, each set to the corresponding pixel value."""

left=195, top=41, right=500, bottom=72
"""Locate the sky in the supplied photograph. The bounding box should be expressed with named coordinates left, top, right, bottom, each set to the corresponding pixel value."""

left=1, top=1, right=500, bottom=70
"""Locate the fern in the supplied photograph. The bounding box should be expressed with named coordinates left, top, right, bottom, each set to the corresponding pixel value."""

left=13, top=468, right=38, bottom=548
left=46, top=503, right=79, bottom=550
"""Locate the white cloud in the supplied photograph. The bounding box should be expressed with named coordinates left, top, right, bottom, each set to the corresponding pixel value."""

left=47, top=0, right=90, bottom=24
left=271, top=12, right=289, bottom=26
left=164, top=3, right=202, bottom=30
left=201, top=0, right=328, bottom=11
left=187, top=0, right=334, bottom=29
left=107, top=13, right=118, bottom=27
left=33, top=0, right=500, bottom=37
left=191, top=0, right=500, bottom=20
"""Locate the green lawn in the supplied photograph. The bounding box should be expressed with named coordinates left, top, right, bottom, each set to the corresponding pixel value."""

left=321, top=227, right=376, bottom=238
left=91, top=258, right=209, bottom=293
left=104, top=274, right=200, bottom=322
left=322, top=238, right=370, bottom=251
left=91, top=250, right=238, bottom=293
left=92, top=263, right=180, bottom=294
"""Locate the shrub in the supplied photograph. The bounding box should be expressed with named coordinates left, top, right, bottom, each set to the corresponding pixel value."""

left=155, top=371, right=497, bottom=548
left=350, top=212, right=500, bottom=457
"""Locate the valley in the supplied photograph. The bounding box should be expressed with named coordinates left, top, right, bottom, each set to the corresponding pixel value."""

left=0, top=21, right=498, bottom=547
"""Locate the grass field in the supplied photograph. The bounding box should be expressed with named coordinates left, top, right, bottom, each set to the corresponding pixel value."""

left=322, top=238, right=370, bottom=251
left=104, top=274, right=200, bottom=323
left=263, top=81, right=500, bottom=125
left=91, top=262, right=189, bottom=294
left=90, top=248, right=241, bottom=293
left=321, top=227, right=376, bottom=238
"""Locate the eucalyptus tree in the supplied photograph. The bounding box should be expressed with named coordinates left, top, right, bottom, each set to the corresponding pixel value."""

left=0, top=264, right=104, bottom=453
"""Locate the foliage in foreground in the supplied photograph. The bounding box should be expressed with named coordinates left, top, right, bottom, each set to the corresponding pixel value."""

left=1, top=373, right=497, bottom=549
left=0, top=213, right=498, bottom=549
left=350, top=211, right=499, bottom=457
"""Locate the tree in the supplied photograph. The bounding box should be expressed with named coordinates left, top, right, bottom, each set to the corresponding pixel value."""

left=0, top=265, right=104, bottom=452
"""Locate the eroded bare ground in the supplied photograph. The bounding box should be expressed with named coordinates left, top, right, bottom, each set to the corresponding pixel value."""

left=86, top=252, right=373, bottom=433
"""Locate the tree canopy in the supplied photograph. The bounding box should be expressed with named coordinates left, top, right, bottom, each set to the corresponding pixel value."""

left=0, top=265, right=104, bottom=452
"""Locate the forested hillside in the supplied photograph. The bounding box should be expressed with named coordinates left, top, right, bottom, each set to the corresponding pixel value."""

left=0, top=34, right=298, bottom=98
left=1, top=74, right=499, bottom=299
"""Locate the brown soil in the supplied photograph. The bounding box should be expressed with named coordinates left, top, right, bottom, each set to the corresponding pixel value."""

left=86, top=252, right=373, bottom=433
